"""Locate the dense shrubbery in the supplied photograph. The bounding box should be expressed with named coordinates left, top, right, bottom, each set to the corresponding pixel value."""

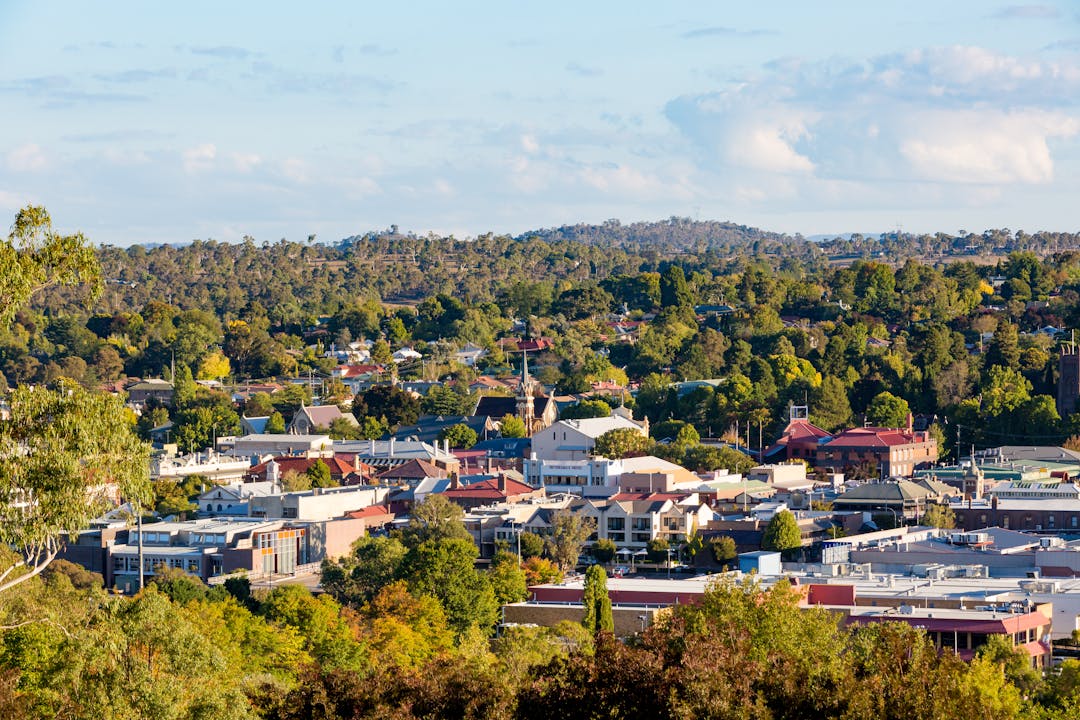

left=5, top=558, right=1078, bottom=720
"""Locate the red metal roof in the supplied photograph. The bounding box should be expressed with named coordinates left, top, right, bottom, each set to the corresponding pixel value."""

left=442, top=477, right=537, bottom=500
left=346, top=504, right=394, bottom=520
left=824, top=427, right=926, bottom=449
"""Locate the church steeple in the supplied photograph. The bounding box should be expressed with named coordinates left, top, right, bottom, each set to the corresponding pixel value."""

left=516, top=349, right=537, bottom=432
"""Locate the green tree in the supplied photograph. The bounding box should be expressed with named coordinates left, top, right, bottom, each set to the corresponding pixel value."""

left=499, top=413, right=527, bottom=438
left=266, top=410, right=286, bottom=434
left=865, top=391, right=911, bottom=428
left=353, top=384, right=420, bottom=430
left=305, top=459, right=336, bottom=488
left=0, top=379, right=151, bottom=592
left=547, top=510, right=596, bottom=572
left=401, top=537, right=498, bottom=636
left=489, top=550, right=528, bottom=605
left=0, top=206, right=102, bottom=325
left=660, top=265, right=694, bottom=309
left=922, top=502, right=956, bottom=529
left=400, top=493, right=473, bottom=547
left=591, top=538, right=617, bottom=564
left=320, top=535, right=407, bottom=607
left=259, top=584, right=367, bottom=671
left=326, top=416, right=362, bottom=440
left=359, top=416, right=386, bottom=439
left=519, top=531, right=545, bottom=559
left=560, top=399, right=612, bottom=420
left=762, top=510, right=802, bottom=554
left=593, top=427, right=649, bottom=459
left=439, top=423, right=478, bottom=449
left=370, top=338, right=393, bottom=365
left=812, top=375, right=853, bottom=431
left=976, top=634, right=1042, bottom=696
left=581, top=564, right=614, bottom=634
left=646, top=537, right=671, bottom=563
left=711, top=536, right=738, bottom=564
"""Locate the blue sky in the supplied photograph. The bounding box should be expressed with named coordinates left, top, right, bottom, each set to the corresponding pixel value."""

left=1, top=2, right=1078, bottom=245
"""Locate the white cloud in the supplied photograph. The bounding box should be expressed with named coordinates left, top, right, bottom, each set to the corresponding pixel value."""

left=727, top=122, right=814, bottom=174
left=7, top=144, right=47, bottom=172
left=182, top=143, right=216, bottom=173
left=280, top=157, right=309, bottom=183
left=230, top=152, right=261, bottom=173
left=520, top=133, right=539, bottom=154
left=900, top=111, right=1079, bottom=184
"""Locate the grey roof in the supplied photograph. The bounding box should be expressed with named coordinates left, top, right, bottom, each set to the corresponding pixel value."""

left=836, top=480, right=941, bottom=504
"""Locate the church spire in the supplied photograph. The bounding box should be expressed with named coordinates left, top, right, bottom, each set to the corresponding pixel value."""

left=517, top=349, right=536, bottom=432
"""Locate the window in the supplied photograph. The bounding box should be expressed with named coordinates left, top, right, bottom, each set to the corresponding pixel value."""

left=607, top=517, right=625, bottom=531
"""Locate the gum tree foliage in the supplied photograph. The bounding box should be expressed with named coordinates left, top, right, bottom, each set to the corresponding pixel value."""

left=320, top=535, right=407, bottom=607
left=547, top=510, right=596, bottom=571
left=0, top=380, right=151, bottom=594
left=0, top=206, right=102, bottom=326
left=592, top=427, right=650, bottom=459
left=0, top=208, right=152, bottom=593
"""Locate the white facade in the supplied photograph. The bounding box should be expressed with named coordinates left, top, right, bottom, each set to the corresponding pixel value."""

left=153, top=451, right=252, bottom=483
left=198, top=481, right=279, bottom=516
left=529, top=416, right=647, bottom=462
left=523, top=457, right=624, bottom=494
left=249, top=484, right=391, bottom=521
left=577, top=496, right=713, bottom=549
left=228, top=433, right=333, bottom=457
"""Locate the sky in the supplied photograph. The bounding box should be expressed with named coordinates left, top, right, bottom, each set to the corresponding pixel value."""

left=1, top=1, right=1079, bottom=246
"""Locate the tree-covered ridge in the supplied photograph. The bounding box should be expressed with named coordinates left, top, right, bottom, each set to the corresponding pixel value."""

left=8, top=218, right=1080, bottom=459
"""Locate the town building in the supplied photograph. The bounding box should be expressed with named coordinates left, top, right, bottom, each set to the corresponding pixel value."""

left=288, top=403, right=359, bottom=435
left=127, top=378, right=175, bottom=406
left=528, top=413, right=648, bottom=463
left=816, top=422, right=938, bottom=478
left=152, top=450, right=252, bottom=484
left=248, top=484, right=390, bottom=521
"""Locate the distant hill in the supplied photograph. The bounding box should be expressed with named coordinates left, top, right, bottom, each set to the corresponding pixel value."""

left=515, top=217, right=796, bottom=251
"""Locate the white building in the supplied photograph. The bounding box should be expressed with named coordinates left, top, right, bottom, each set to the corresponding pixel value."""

left=575, top=494, right=713, bottom=549
left=152, top=451, right=253, bottom=484
left=227, top=433, right=333, bottom=458
left=529, top=415, right=648, bottom=462
left=248, top=484, right=391, bottom=522
left=198, top=481, right=280, bottom=516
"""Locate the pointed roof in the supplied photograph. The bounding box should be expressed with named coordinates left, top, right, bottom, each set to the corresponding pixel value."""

left=823, top=427, right=924, bottom=448
left=376, top=458, right=446, bottom=481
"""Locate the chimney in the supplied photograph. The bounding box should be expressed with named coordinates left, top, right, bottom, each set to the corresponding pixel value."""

left=450, top=471, right=460, bottom=490
left=389, top=437, right=396, bottom=456
left=906, top=413, right=914, bottom=434
left=497, top=473, right=508, bottom=494
left=369, top=438, right=375, bottom=455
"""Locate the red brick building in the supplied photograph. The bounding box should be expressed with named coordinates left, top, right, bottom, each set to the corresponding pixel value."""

left=817, top=425, right=938, bottom=478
